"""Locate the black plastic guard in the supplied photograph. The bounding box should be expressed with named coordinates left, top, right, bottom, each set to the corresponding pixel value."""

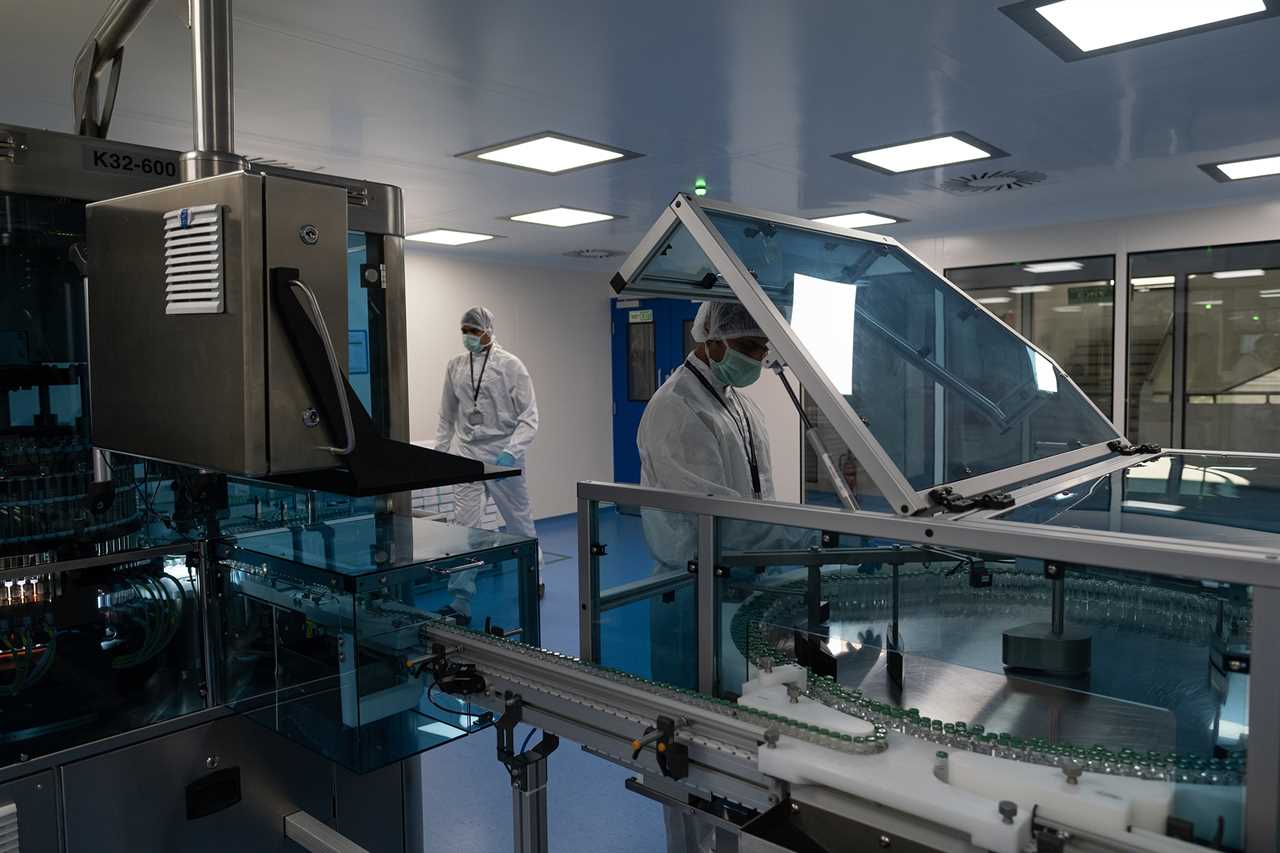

left=267, top=268, right=517, bottom=496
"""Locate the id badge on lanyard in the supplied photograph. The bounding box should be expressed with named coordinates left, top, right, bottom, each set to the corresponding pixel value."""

left=468, top=410, right=485, bottom=426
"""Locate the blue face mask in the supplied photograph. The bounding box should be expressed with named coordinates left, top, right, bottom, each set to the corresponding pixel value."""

left=463, top=334, right=485, bottom=353
left=709, top=344, right=763, bottom=388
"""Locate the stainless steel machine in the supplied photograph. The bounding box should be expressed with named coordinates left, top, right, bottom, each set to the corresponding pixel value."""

left=5, top=1, right=1279, bottom=852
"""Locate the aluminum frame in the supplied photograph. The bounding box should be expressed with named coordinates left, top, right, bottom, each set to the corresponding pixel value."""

left=576, top=478, right=1280, bottom=849
left=611, top=195, right=1122, bottom=515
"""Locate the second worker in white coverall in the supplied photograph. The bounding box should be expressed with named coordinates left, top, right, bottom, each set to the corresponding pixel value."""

left=435, top=306, right=541, bottom=624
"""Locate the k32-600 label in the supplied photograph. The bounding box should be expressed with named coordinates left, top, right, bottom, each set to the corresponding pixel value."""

left=83, top=148, right=179, bottom=178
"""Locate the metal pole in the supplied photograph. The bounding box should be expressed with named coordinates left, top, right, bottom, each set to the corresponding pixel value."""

left=1246, top=586, right=1280, bottom=851
left=1050, top=573, right=1065, bottom=637
left=696, top=514, right=717, bottom=694
left=511, top=751, right=550, bottom=853
left=181, top=0, right=246, bottom=180
left=578, top=498, right=600, bottom=662
left=72, top=0, right=157, bottom=136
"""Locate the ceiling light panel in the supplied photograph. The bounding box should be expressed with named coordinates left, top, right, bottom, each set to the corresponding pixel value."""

left=1211, top=154, right=1280, bottom=181
left=407, top=229, right=496, bottom=246
left=835, top=133, right=1007, bottom=175
left=507, top=207, right=617, bottom=228
left=1024, top=261, right=1084, bottom=273
left=1009, top=285, right=1055, bottom=294
left=458, top=132, right=642, bottom=175
left=1132, top=275, right=1175, bottom=286
left=811, top=212, right=901, bottom=229
left=978, top=296, right=1013, bottom=304
left=1213, top=269, right=1266, bottom=279
left=1002, top=0, right=1276, bottom=61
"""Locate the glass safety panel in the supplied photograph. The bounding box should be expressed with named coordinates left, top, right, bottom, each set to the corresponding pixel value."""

left=998, top=451, right=1280, bottom=541
left=702, top=209, right=1119, bottom=488
left=721, top=523, right=1249, bottom=850
left=622, top=200, right=1119, bottom=504
left=220, top=513, right=539, bottom=772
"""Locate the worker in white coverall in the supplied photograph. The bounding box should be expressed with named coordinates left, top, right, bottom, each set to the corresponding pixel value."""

left=435, top=306, right=540, bottom=624
left=637, top=301, right=815, bottom=853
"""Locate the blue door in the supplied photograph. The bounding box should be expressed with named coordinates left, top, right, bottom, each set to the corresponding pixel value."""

left=612, top=298, right=701, bottom=482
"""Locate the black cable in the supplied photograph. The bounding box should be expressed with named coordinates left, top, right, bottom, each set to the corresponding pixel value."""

left=520, top=728, right=537, bottom=754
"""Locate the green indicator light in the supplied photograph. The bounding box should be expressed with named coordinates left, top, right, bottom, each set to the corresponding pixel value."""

left=694, top=177, right=708, bottom=197
left=1254, top=314, right=1262, bottom=321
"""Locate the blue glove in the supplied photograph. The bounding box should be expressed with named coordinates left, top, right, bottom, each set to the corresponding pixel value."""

left=495, top=451, right=517, bottom=468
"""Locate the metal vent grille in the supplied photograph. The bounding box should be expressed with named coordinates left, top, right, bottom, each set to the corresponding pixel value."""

left=942, top=169, right=1047, bottom=194
left=0, top=800, right=19, bottom=853
left=563, top=249, right=623, bottom=259
left=162, top=204, right=224, bottom=315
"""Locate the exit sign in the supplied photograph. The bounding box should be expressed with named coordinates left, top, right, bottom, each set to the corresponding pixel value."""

left=1067, top=284, right=1112, bottom=305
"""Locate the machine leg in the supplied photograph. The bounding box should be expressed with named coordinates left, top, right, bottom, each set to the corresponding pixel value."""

left=496, top=697, right=559, bottom=853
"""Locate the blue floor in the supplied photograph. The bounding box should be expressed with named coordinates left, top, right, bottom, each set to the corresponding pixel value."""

left=420, top=513, right=666, bottom=853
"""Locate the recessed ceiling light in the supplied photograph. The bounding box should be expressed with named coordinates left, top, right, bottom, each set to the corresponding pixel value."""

left=1260, top=290, right=1280, bottom=298
left=1200, top=300, right=1225, bottom=307
left=1132, top=275, right=1175, bottom=286
left=1052, top=305, right=1085, bottom=313
left=1213, top=269, right=1266, bottom=279
left=1208, top=154, right=1280, bottom=181
left=978, top=296, right=1013, bottom=305
left=407, top=229, right=496, bottom=246
left=811, top=212, right=901, bottom=229
left=1023, top=261, right=1084, bottom=273
left=507, top=207, right=617, bottom=228
left=834, top=133, right=1007, bottom=175
left=1009, top=285, right=1055, bottom=294
left=1002, top=0, right=1276, bottom=61
left=458, top=132, right=641, bottom=175
left=1039, top=0, right=1265, bottom=52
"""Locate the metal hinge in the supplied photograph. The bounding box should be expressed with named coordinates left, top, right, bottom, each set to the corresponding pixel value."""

left=929, top=486, right=1015, bottom=513
left=0, top=131, right=23, bottom=164
left=1108, top=439, right=1162, bottom=455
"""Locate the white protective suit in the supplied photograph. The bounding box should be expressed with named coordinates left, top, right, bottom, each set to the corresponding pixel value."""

left=636, top=304, right=815, bottom=853
left=435, top=338, right=540, bottom=616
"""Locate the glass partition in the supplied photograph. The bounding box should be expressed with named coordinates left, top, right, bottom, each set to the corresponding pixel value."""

left=622, top=199, right=1120, bottom=509
left=946, top=256, right=1116, bottom=416
left=591, top=503, right=699, bottom=688
left=728, top=532, right=1249, bottom=849
left=220, top=514, right=539, bottom=772
left=1130, top=241, right=1280, bottom=452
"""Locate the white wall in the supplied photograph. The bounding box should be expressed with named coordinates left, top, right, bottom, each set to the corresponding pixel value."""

left=906, top=198, right=1280, bottom=272
left=405, top=249, right=613, bottom=519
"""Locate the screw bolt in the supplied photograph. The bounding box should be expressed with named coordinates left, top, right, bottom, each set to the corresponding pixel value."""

left=999, top=800, right=1017, bottom=824
left=1062, top=759, right=1083, bottom=785
left=879, top=836, right=892, bottom=849
left=206, top=755, right=220, bottom=769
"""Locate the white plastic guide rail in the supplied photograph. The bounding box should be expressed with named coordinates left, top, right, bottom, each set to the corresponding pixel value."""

left=162, top=202, right=224, bottom=314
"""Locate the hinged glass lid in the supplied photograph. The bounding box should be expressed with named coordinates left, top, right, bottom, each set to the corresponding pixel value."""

left=613, top=196, right=1120, bottom=515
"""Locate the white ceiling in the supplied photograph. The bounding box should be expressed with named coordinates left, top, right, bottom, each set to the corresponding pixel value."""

left=5, top=0, right=1280, bottom=269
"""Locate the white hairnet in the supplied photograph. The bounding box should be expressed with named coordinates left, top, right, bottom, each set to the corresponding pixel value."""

left=461, top=306, right=495, bottom=333
left=700, top=301, right=765, bottom=342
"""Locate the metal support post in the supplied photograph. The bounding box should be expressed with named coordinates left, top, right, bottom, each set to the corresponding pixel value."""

left=887, top=564, right=903, bottom=687
left=578, top=498, right=601, bottom=662
left=1246, top=586, right=1280, bottom=851
left=1050, top=570, right=1065, bottom=637
left=697, top=514, right=717, bottom=694
left=181, top=0, right=246, bottom=180
left=496, top=698, right=559, bottom=853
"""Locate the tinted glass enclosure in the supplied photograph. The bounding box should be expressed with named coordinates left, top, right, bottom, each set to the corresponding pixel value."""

left=614, top=197, right=1120, bottom=515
